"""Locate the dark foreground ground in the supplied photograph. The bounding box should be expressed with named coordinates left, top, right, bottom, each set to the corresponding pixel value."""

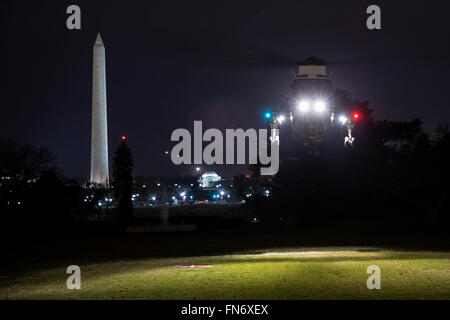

left=2, top=215, right=449, bottom=273
left=1, top=216, right=449, bottom=299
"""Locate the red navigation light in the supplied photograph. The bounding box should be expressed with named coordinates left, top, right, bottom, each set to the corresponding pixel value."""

left=352, top=112, right=360, bottom=120
left=245, top=174, right=251, bottom=179
left=121, top=136, right=126, bottom=141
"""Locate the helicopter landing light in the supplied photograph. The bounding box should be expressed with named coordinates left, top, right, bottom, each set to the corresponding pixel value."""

left=277, top=115, right=285, bottom=124
left=339, top=115, right=348, bottom=125
left=314, top=101, right=326, bottom=113
left=298, top=101, right=310, bottom=113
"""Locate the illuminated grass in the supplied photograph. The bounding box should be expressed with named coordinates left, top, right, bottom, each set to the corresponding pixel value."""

left=1, top=249, right=449, bottom=299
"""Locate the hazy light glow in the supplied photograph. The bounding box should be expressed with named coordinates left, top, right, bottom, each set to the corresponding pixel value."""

left=298, top=101, right=310, bottom=113
left=314, top=101, right=326, bottom=113
left=277, top=115, right=285, bottom=124
left=339, top=115, right=348, bottom=124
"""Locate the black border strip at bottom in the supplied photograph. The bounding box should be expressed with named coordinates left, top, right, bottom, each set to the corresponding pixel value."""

left=0, top=300, right=448, bottom=318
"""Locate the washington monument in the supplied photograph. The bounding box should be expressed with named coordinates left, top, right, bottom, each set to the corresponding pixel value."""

left=90, top=33, right=109, bottom=185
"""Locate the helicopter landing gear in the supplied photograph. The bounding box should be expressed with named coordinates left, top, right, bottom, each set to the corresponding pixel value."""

left=344, top=126, right=355, bottom=147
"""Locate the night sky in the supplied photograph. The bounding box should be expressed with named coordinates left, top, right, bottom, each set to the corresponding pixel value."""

left=3, top=0, right=450, bottom=178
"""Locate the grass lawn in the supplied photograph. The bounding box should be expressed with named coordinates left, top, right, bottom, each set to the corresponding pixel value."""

left=1, top=249, right=449, bottom=299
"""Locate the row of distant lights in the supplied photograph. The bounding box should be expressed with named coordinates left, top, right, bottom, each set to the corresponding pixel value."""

left=132, top=193, right=158, bottom=202
left=246, top=189, right=270, bottom=198
left=4, top=201, right=16, bottom=205
left=213, top=194, right=231, bottom=199
left=5, top=201, right=23, bottom=205
left=172, top=194, right=194, bottom=200
left=98, top=198, right=113, bottom=206
left=143, top=183, right=161, bottom=188
left=212, top=190, right=231, bottom=200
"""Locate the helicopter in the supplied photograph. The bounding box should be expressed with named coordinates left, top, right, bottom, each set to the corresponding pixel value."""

left=161, top=48, right=363, bottom=148
left=264, top=56, right=361, bottom=148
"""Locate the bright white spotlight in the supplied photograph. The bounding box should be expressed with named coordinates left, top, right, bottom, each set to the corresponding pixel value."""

left=314, top=101, right=326, bottom=113
left=277, top=115, right=285, bottom=124
left=339, top=115, right=348, bottom=125
left=298, top=101, right=310, bottom=113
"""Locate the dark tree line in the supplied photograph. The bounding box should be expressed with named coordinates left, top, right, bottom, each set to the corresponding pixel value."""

left=0, top=139, right=134, bottom=241
left=1, top=98, right=449, bottom=240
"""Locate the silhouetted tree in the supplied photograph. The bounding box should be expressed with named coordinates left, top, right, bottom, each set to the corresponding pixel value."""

left=65, top=178, right=88, bottom=224
left=233, top=174, right=250, bottom=200
left=428, top=123, right=450, bottom=224
left=29, top=169, right=71, bottom=233
left=112, top=140, right=133, bottom=230
left=0, top=140, right=56, bottom=211
left=0, top=139, right=55, bottom=182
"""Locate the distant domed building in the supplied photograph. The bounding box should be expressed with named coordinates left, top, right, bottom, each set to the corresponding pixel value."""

left=199, top=171, right=221, bottom=189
